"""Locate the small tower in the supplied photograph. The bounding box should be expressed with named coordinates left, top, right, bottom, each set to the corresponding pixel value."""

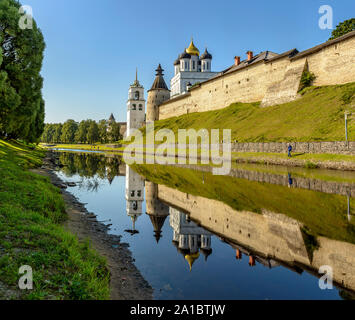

left=125, top=165, right=144, bottom=235
left=146, top=64, right=170, bottom=122
left=127, top=69, right=145, bottom=137
left=107, top=113, right=116, bottom=135
left=108, top=113, right=116, bottom=124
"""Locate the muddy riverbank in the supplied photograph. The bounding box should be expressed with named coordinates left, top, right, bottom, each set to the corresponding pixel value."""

left=32, top=151, right=153, bottom=300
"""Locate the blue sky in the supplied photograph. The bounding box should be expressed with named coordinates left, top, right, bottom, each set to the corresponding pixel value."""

left=24, top=0, right=355, bottom=123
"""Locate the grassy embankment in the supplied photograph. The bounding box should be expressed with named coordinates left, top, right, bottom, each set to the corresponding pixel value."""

left=139, top=83, right=355, bottom=165
left=132, top=164, right=355, bottom=245
left=152, top=83, right=355, bottom=142
left=0, top=139, right=110, bottom=300
left=42, top=83, right=355, bottom=166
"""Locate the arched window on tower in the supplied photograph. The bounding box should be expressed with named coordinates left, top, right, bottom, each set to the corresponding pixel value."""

left=139, top=104, right=143, bottom=111
left=135, top=91, right=140, bottom=100
left=132, top=104, right=136, bottom=110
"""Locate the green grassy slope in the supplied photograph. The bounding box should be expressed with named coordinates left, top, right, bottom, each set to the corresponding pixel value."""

left=151, top=83, right=355, bottom=142
left=0, top=140, right=110, bottom=300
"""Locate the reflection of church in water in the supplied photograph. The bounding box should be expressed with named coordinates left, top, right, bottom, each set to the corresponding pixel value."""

left=125, top=165, right=144, bottom=235
left=145, top=180, right=213, bottom=271
left=170, top=207, right=212, bottom=271
left=123, top=173, right=279, bottom=272
left=124, top=173, right=213, bottom=270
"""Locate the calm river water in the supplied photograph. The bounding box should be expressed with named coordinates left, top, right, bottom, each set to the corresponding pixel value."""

left=55, top=150, right=355, bottom=300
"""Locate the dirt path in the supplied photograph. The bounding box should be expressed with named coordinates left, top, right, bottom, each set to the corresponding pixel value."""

left=32, top=152, right=153, bottom=300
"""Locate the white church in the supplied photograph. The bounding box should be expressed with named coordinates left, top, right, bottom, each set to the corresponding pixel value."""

left=170, top=39, right=218, bottom=97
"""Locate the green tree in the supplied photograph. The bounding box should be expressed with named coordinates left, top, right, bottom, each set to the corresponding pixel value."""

left=0, top=0, right=46, bottom=142
left=75, top=120, right=89, bottom=144
left=329, top=18, right=355, bottom=40
left=98, top=119, right=108, bottom=143
left=61, top=120, right=78, bottom=143
left=86, top=121, right=99, bottom=144
left=108, top=122, right=121, bottom=143
left=53, top=123, right=63, bottom=143
left=41, top=124, right=51, bottom=143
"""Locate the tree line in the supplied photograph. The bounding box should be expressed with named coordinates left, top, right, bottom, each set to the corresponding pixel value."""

left=41, top=119, right=122, bottom=144
left=0, top=0, right=46, bottom=143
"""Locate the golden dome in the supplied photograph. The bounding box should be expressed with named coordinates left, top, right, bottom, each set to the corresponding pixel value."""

left=185, top=252, right=200, bottom=271
left=186, top=39, right=200, bottom=56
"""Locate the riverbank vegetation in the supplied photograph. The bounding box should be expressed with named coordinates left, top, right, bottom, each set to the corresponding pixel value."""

left=0, top=139, right=110, bottom=299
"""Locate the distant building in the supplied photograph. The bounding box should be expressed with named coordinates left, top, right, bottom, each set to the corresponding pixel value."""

left=170, top=39, right=218, bottom=97
left=108, top=113, right=115, bottom=124
left=107, top=113, right=116, bottom=135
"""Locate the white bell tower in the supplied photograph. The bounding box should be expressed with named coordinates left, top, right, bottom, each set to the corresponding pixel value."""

left=127, top=69, right=145, bottom=137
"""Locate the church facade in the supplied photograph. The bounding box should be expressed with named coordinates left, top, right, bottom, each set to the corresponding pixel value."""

left=170, top=39, right=218, bottom=97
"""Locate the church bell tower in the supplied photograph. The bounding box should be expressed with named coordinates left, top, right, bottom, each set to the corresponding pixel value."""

left=127, top=69, right=145, bottom=137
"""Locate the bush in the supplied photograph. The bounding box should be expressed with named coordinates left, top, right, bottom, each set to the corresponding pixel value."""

left=299, top=70, right=316, bottom=92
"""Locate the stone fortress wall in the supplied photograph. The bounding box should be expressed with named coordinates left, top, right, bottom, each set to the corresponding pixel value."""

left=158, top=31, right=355, bottom=120
left=230, top=141, right=355, bottom=155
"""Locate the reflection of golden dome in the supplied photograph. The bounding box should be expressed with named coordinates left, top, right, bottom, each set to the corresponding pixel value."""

left=186, top=39, right=200, bottom=56
left=185, top=252, right=200, bottom=271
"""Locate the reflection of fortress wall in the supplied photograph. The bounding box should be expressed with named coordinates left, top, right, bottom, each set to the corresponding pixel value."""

left=171, top=164, right=355, bottom=197
left=313, top=238, right=355, bottom=291
left=159, top=185, right=309, bottom=265
left=158, top=184, right=355, bottom=291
